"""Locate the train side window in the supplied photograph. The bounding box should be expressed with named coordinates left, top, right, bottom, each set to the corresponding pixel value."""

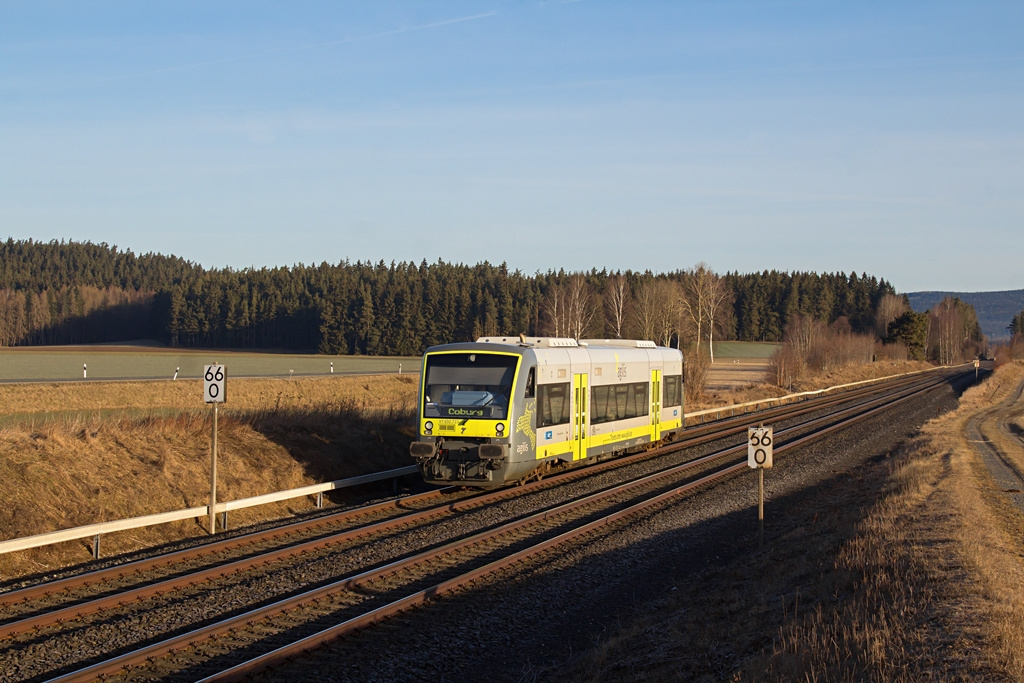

left=538, top=382, right=570, bottom=427
left=590, top=381, right=649, bottom=424
left=663, top=375, right=682, bottom=406
left=591, top=385, right=610, bottom=423
left=524, top=367, right=536, bottom=398
left=631, top=382, right=649, bottom=417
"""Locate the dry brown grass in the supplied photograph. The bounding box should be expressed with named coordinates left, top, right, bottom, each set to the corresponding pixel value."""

left=752, top=360, right=1024, bottom=680
left=687, top=361, right=935, bottom=414
left=787, top=359, right=935, bottom=392
left=0, top=374, right=419, bottom=417
left=0, top=374, right=420, bottom=580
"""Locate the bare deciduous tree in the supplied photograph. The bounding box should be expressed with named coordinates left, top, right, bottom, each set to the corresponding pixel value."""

left=632, top=276, right=671, bottom=342
left=604, top=274, right=630, bottom=338
left=540, top=283, right=566, bottom=337
left=655, top=279, right=680, bottom=347
left=541, top=274, right=597, bottom=339
left=930, top=296, right=966, bottom=365
left=565, top=274, right=597, bottom=340
left=679, top=263, right=730, bottom=362
left=875, top=293, right=909, bottom=339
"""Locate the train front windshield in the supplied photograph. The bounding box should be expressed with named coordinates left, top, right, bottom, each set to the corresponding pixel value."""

left=423, top=353, right=518, bottom=420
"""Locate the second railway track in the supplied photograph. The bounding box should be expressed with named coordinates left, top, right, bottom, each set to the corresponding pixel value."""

left=0, top=366, right=975, bottom=681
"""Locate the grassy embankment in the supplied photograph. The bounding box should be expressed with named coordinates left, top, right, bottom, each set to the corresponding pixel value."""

left=0, top=375, right=419, bottom=580
left=567, top=361, right=1024, bottom=681
left=753, top=359, right=1024, bottom=680
left=692, top=359, right=936, bottom=413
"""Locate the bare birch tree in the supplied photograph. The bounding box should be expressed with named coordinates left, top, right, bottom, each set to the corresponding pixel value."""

left=930, top=296, right=966, bottom=365
left=565, top=274, right=597, bottom=339
left=679, top=263, right=730, bottom=362
left=631, top=277, right=662, bottom=342
left=875, top=293, right=909, bottom=339
left=604, top=274, right=630, bottom=338
left=540, top=283, right=566, bottom=337
left=655, top=279, right=680, bottom=347
left=541, top=274, right=596, bottom=339
left=704, top=275, right=730, bottom=363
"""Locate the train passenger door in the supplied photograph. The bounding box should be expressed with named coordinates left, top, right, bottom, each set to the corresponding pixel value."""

left=573, top=373, right=589, bottom=461
left=650, top=369, right=662, bottom=442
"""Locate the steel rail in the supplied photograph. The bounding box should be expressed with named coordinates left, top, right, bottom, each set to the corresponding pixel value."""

left=43, top=432, right=763, bottom=683
left=1, top=369, right=954, bottom=639
left=42, top=368, right=968, bottom=682
left=200, top=460, right=750, bottom=683
left=205, top=368, right=972, bottom=681
left=681, top=371, right=930, bottom=439
left=0, top=487, right=455, bottom=607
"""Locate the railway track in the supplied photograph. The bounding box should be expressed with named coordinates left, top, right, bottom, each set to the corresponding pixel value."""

left=0, top=367, right=972, bottom=681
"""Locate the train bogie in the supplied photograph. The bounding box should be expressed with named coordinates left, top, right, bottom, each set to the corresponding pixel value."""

left=409, top=337, right=683, bottom=488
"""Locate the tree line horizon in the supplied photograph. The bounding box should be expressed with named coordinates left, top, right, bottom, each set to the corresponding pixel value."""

left=0, top=238, right=981, bottom=363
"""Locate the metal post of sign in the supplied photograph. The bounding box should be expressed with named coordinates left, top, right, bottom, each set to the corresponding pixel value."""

left=758, top=421, right=764, bottom=547
left=204, top=363, right=226, bottom=535
left=210, top=402, right=218, bottom=535
left=748, top=422, right=772, bottom=548
left=758, top=468, right=764, bottom=547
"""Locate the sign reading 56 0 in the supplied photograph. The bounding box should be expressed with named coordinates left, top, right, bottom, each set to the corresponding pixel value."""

left=204, top=364, right=227, bottom=404
left=747, top=426, right=773, bottom=469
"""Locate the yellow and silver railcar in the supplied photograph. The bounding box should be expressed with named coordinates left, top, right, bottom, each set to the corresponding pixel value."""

left=409, top=337, right=683, bottom=488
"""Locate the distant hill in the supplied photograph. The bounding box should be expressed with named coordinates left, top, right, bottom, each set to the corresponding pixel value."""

left=907, top=290, right=1024, bottom=341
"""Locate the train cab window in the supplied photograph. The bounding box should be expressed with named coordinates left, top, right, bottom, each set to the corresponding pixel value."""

left=524, top=367, right=536, bottom=398
left=422, top=352, right=518, bottom=420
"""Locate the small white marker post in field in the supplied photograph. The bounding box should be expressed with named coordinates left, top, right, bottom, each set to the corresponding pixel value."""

left=204, top=364, right=226, bottom=535
left=748, top=424, right=773, bottom=547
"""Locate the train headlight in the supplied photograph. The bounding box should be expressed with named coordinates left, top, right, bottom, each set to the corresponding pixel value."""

left=496, top=423, right=505, bottom=434
left=425, top=421, right=434, bottom=431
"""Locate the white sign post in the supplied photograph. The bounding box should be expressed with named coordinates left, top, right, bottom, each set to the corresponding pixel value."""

left=204, top=365, right=226, bottom=535
left=748, top=425, right=773, bottom=546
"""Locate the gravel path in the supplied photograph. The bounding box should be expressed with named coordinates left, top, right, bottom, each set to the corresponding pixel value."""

left=967, top=374, right=1024, bottom=515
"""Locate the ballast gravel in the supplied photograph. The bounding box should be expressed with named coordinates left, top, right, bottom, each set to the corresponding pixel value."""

left=0, top=378, right=966, bottom=681
left=257, top=375, right=970, bottom=682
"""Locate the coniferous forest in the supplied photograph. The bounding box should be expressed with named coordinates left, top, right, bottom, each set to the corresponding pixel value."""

left=0, top=239, right=899, bottom=354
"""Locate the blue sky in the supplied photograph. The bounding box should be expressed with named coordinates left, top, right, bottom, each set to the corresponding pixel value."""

left=1, top=1, right=1021, bottom=292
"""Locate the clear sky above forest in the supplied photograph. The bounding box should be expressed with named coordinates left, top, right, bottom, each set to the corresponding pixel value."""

left=1, top=1, right=1021, bottom=293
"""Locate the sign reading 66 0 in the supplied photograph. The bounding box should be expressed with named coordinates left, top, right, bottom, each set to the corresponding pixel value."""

left=747, top=426, right=773, bottom=469
left=203, top=364, right=227, bottom=404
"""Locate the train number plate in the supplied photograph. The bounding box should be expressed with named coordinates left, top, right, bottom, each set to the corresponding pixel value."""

left=438, top=420, right=459, bottom=432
